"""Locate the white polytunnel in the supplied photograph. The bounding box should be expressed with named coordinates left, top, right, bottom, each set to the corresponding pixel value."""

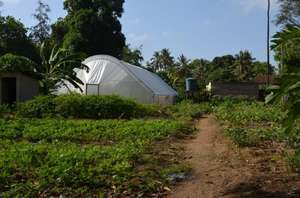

left=56, top=55, right=178, bottom=105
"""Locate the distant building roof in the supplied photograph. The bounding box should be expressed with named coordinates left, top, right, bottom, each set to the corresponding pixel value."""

left=255, top=74, right=278, bottom=84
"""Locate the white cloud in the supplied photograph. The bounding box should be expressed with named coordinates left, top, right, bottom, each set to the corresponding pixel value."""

left=128, top=33, right=148, bottom=43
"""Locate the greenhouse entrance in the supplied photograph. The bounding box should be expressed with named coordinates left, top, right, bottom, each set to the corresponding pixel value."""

left=1, top=77, right=16, bottom=104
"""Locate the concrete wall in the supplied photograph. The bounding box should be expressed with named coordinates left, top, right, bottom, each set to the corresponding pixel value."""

left=0, top=72, right=39, bottom=104
left=212, top=82, right=259, bottom=98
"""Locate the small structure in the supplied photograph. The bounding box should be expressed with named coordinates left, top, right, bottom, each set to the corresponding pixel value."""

left=57, top=55, right=178, bottom=105
left=255, top=74, right=278, bottom=85
left=0, top=72, right=39, bottom=104
left=211, top=82, right=259, bottom=98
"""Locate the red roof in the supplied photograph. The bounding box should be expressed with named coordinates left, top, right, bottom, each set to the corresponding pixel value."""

left=255, top=74, right=278, bottom=84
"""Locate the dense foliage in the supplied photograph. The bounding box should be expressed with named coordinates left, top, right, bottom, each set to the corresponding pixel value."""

left=267, top=24, right=300, bottom=131
left=214, top=100, right=284, bottom=146
left=17, top=94, right=154, bottom=119
left=51, top=0, right=125, bottom=58
left=122, top=44, right=144, bottom=66
left=276, top=0, right=300, bottom=26
left=0, top=16, right=39, bottom=62
left=214, top=100, right=300, bottom=172
left=0, top=118, right=188, bottom=197
left=30, top=0, right=51, bottom=44
left=0, top=53, right=37, bottom=75
left=35, top=43, right=88, bottom=94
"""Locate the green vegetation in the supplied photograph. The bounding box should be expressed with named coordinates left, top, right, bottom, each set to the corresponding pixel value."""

left=214, top=100, right=284, bottom=147
left=0, top=118, right=189, bottom=197
left=214, top=100, right=300, bottom=173
left=167, top=100, right=211, bottom=120
left=0, top=96, right=212, bottom=197
left=17, top=95, right=156, bottom=119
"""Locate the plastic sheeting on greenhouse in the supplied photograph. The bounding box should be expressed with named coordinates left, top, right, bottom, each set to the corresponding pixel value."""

left=56, top=55, right=178, bottom=105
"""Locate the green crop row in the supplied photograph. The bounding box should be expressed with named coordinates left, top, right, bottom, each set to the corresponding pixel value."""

left=0, top=119, right=186, bottom=144
left=0, top=118, right=190, bottom=197
left=214, top=100, right=285, bottom=146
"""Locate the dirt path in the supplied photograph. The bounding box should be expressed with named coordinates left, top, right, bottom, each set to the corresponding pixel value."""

left=168, top=115, right=300, bottom=198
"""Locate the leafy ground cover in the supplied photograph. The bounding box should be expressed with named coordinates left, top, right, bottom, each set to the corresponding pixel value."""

left=0, top=118, right=191, bottom=197
left=213, top=99, right=300, bottom=172
left=0, top=97, right=211, bottom=197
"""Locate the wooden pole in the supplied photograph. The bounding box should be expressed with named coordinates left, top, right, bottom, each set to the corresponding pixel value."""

left=267, top=0, right=271, bottom=85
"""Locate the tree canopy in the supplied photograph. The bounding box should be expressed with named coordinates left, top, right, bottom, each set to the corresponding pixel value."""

left=0, top=16, right=39, bottom=62
left=30, top=0, right=51, bottom=44
left=122, top=45, right=144, bottom=66
left=51, top=0, right=126, bottom=58
left=276, top=0, right=300, bottom=26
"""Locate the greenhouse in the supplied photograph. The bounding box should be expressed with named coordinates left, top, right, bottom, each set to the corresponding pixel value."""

left=57, top=55, right=177, bottom=105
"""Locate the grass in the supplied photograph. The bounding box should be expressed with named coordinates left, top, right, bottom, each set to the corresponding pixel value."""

left=0, top=118, right=191, bottom=197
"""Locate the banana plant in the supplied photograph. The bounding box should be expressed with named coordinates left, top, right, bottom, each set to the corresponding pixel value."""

left=266, top=25, right=300, bottom=132
left=35, top=42, right=88, bottom=94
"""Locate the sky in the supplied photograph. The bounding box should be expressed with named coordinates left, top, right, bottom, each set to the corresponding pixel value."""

left=0, top=0, right=280, bottom=64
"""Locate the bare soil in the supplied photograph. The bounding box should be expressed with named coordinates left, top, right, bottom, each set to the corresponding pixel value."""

left=168, top=115, right=300, bottom=198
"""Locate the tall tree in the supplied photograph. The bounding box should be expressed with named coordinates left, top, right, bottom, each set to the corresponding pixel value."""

left=149, top=51, right=161, bottom=72
left=51, top=0, right=125, bottom=58
left=0, top=16, right=39, bottom=62
left=233, top=50, right=255, bottom=81
left=149, top=49, right=175, bottom=72
left=122, top=45, right=144, bottom=66
left=30, top=0, right=51, bottom=44
left=160, top=49, right=175, bottom=70
left=210, top=55, right=236, bottom=81
left=276, top=0, right=300, bottom=26
left=176, top=54, right=191, bottom=78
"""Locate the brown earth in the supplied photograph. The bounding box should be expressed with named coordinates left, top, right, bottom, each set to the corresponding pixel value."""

left=167, top=115, right=300, bottom=198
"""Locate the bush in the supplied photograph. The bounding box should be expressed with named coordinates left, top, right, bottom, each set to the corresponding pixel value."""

left=167, top=100, right=212, bottom=120
left=0, top=53, right=37, bottom=75
left=17, top=95, right=55, bottom=118
left=0, top=104, right=11, bottom=118
left=17, top=94, right=157, bottom=119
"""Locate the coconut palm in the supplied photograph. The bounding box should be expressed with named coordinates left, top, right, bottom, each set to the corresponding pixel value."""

left=149, top=51, right=162, bottom=72
left=35, top=42, right=88, bottom=94
left=233, top=50, right=254, bottom=81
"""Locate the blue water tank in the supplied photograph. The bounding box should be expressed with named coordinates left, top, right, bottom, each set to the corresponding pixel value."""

left=185, top=78, right=198, bottom=92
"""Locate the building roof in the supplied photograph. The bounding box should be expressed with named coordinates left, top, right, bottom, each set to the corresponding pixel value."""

left=81, top=55, right=178, bottom=96
left=255, top=74, right=278, bottom=84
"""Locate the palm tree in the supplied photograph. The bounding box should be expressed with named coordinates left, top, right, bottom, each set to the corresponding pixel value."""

left=176, top=54, right=191, bottom=78
left=234, top=51, right=254, bottom=81
left=149, top=49, right=175, bottom=72
left=160, top=49, right=174, bottom=70
left=149, top=51, right=162, bottom=72
left=36, top=42, right=88, bottom=94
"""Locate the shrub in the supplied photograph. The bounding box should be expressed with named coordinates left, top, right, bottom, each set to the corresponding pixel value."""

left=0, top=53, right=37, bottom=76
left=17, top=95, right=55, bottom=118
left=17, top=94, right=157, bottom=119
left=168, top=100, right=212, bottom=120
left=0, top=104, right=11, bottom=118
